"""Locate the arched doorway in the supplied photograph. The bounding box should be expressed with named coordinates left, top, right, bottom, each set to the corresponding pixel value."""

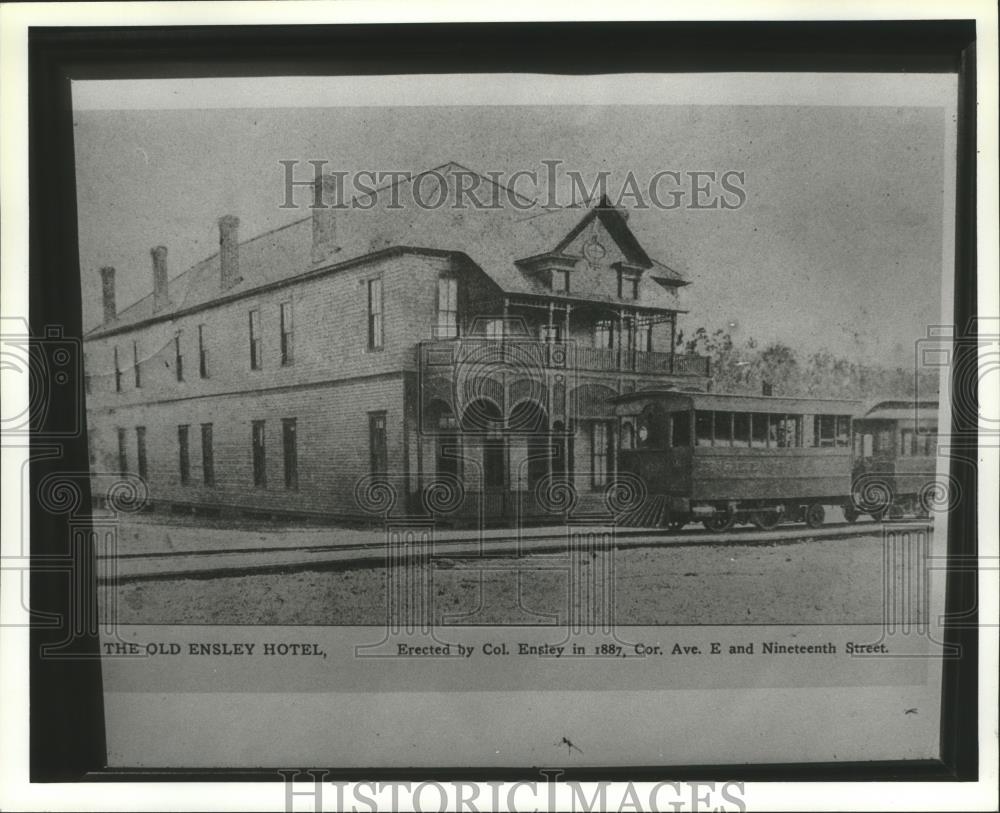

left=461, top=398, right=506, bottom=495
left=508, top=399, right=550, bottom=492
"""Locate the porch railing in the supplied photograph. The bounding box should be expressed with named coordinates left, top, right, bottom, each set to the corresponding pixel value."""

left=421, top=339, right=709, bottom=377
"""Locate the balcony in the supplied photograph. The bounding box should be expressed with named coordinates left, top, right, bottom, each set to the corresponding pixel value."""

left=419, top=339, right=709, bottom=378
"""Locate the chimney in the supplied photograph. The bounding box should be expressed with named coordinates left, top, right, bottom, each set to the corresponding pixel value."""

left=311, top=174, right=340, bottom=265
left=99, top=266, right=116, bottom=324
left=151, top=245, right=169, bottom=311
left=218, top=215, right=240, bottom=290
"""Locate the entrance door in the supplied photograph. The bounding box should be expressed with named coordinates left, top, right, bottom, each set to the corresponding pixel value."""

left=482, top=437, right=507, bottom=520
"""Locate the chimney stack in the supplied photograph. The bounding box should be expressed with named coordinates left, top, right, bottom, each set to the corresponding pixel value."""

left=99, top=266, right=116, bottom=324
left=218, top=215, right=240, bottom=290
left=151, top=245, right=169, bottom=311
left=311, top=174, right=340, bottom=265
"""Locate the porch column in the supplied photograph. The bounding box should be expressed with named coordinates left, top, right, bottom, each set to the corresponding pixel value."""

left=617, top=309, right=625, bottom=371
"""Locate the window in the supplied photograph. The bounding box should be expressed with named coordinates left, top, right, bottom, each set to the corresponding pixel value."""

left=280, top=301, right=294, bottom=365
left=248, top=309, right=262, bottom=369
left=251, top=420, right=266, bottom=487
left=198, top=325, right=209, bottom=378
left=900, top=428, right=916, bottom=456
left=733, top=412, right=751, bottom=447
left=135, top=427, right=147, bottom=480
left=282, top=418, right=298, bottom=490
left=114, top=347, right=122, bottom=392
left=591, top=421, right=612, bottom=487
left=751, top=413, right=768, bottom=448
left=437, top=278, right=459, bottom=339
left=367, top=277, right=383, bottom=349
left=369, top=412, right=387, bottom=473
left=484, top=319, right=504, bottom=340
left=770, top=415, right=802, bottom=448
left=814, top=415, right=837, bottom=447
left=117, top=427, right=128, bottom=474
left=595, top=320, right=613, bottom=349
left=132, top=341, right=141, bottom=387
left=876, top=429, right=892, bottom=453
left=201, top=423, right=214, bottom=485
left=174, top=335, right=184, bottom=381
left=177, top=425, right=190, bottom=485
left=671, top=412, right=692, bottom=447
left=836, top=415, right=850, bottom=447
left=618, top=271, right=640, bottom=300
left=552, top=269, right=571, bottom=293
left=713, top=411, right=732, bottom=446
left=620, top=422, right=635, bottom=451
left=696, top=411, right=713, bottom=446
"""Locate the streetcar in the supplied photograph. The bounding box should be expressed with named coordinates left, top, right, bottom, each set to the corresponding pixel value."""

left=614, top=390, right=862, bottom=530
left=849, top=399, right=940, bottom=520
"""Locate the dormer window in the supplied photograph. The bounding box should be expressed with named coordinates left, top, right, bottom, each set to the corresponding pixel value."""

left=618, top=269, right=640, bottom=300
left=552, top=269, right=571, bottom=294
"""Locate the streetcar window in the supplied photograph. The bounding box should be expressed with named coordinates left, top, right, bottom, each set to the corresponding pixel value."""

left=862, top=433, right=874, bottom=457
left=771, top=414, right=801, bottom=448
left=900, top=429, right=916, bottom=456
left=620, top=421, right=634, bottom=450
left=922, top=433, right=937, bottom=457
left=713, top=411, right=732, bottom=446
left=733, top=412, right=750, bottom=446
left=751, top=413, right=768, bottom=448
left=787, top=415, right=803, bottom=447
left=814, top=415, right=837, bottom=447
left=837, top=415, right=850, bottom=447
left=876, top=429, right=892, bottom=453
left=671, top=412, right=691, bottom=447
left=695, top=411, right=713, bottom=446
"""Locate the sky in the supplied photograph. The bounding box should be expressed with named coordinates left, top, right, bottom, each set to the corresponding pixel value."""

left=72, top=74, right=955, bottom=366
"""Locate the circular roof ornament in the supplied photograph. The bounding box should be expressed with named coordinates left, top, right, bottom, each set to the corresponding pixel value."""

left=583, top=234, right=606, bottom=267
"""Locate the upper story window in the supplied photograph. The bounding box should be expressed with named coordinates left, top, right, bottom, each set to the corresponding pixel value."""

left=132, top=341, right=141, bottom=387
left=174, top=335, right=184, bottom=382
left=198, top=325, right=209, bottom=378
left=367, top=277, right=384, bottom=350
left=437, top=277, right=459, bottom=339
left=113, top=347, right=122, bottom=392
left=248, top=308, right=262, bottom=369
left=618, top=270, right=640, bottom=300
left=280, top=300, right=294, bottom=365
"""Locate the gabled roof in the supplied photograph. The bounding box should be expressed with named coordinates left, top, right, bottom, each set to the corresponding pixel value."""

left=87, top=163, right=689, bottom=337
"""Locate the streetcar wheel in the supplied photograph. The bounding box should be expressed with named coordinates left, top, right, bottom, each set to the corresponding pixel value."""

left=702, top=514, right=735, bottom=532
left=750, top=510, right=780, bottom=531
left=843, top=503, right=860, bottom=523
left=804, top=503, right=826, bottom=529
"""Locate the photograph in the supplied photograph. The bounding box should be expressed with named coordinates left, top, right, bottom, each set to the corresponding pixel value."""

left=73, top=77, right=952, bottom=629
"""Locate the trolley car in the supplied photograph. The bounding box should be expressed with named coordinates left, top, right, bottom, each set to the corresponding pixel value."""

left=849, top=399, right=940, bottom=520
left=614, top=390, right=862, bottom=530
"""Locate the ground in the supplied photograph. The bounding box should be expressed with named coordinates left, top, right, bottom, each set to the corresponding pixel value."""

left=102, top=515, right=925, bottom=626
